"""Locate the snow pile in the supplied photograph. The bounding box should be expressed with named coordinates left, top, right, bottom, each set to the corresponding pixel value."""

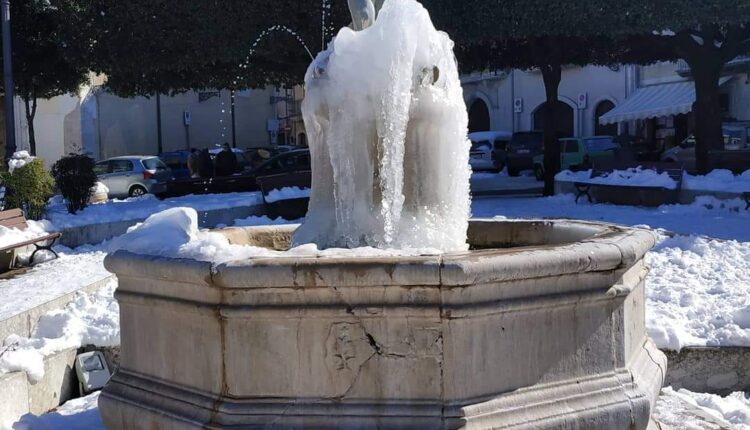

left=44, top=191, right=263, bottom=229
left=0, top=280, right=118, bottom=382
left=8, top=151, right=32, bottom=174
left=683, top=169, right=750, bottom=193
left=265, top=187, right=310, bottom=203
left=109, top=207, right=442, bottom=263
left=656, top=387, right=750, bottom=430
left=7, top=391, right=104, bottom=430
left=646, top=234, right=750, bottom=351
left=555, top=167, right=678, bottom=189
left=0, top=219, right=52, bottom=250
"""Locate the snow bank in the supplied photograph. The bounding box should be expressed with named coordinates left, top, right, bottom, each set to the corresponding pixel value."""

left=44, top=191, right=263, bottom=229
left=7, top=391, right=104, bottom=430
left=0, top=280, right=118, bottom=383
left=646, top=234, right=750, bottom=351
left=683, top=169, right=750, bottom=193
left=657, top=387, right=750, bottom=430
left=109, top=208, right=442, bottom=263
left=555, top=167, right=678, bottom=189
left=232, top=215, right=302, bottom=227
left=0, top=219, right=52, bottom=251
left=265, top=187, right=310, bottom=203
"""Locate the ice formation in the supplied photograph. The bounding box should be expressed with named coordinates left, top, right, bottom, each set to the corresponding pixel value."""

left=292, top=0, right=471, bottom=251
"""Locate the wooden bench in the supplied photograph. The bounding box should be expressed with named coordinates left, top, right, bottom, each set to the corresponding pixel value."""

left=574, top=161, right=684, bottom=207
left=256, top=172, right=312, bottom=220
left=0, top=209, right=62, bottom=271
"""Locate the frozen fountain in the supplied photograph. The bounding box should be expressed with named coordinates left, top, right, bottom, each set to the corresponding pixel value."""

left=99, top=0, right=666, bottom=428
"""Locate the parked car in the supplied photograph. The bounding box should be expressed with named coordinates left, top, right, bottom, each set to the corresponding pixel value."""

left=505, top=131, right=544, bottom=176
left=162, top=149, right=311, bottom=197
left=159, top=150, right=191, bottom=179
left=208, top=147, right=252, bottom=172
left=469, top=131, right=512, bottom=172
left=532, top=136, right=619, bottom=181
left=661, top=127, right=748, bottom=172
left=94, top=156, right=172, bottom=198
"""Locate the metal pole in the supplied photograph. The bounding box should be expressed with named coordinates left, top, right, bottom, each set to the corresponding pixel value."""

left=156, top=93, right=163, bottom=154
left=230, top=90, right=237, bottom=148
left=2, top=0, right=16, bottom=161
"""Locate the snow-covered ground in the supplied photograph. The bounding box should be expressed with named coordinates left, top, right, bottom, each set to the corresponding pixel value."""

left=44, top=192, right=263, bottom=229
left=654, top=387, right=750, bottom=430
left=7, top=392, right=104, bottom=430
left=265, top=187, right=310, bottom=203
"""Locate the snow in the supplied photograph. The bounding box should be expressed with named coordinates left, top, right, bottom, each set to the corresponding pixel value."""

left=655, top=387, right=750, bottom=430
left=557, top=167, right=750, bottom=194
left=0, top=248, right=109, bottom=322
left=44, top=191, right=262, bottom=229
left=232, top=215, right=302, bottom=227
left=0, top=220, right=53, bottom=251
left=0, top=279, right=118, bottom=382
left=683, top=169, right=750, bottom=193
left=555, top=167, right=678, bottom=189
left=473, top=194, right=750, bottom=350
left=646, top=234, right=750, bottom=351
left=109, top=207, right=442, bottom=263
left=6, top=392, right=104, bottom=430
left=7, top=151, right=32, bottom=174
left=265, top=186, right=310, bottom=203
left=473, top=194, right=750, bottom=242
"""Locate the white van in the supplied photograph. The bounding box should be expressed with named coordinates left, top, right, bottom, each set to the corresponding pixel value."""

left=468, top=131, right=513, bottom=172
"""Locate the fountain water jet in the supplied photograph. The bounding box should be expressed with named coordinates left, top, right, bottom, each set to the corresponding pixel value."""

left=99, top=1, right=666, bottom=428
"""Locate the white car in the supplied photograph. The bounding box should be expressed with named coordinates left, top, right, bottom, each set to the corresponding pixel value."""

left=469, top=131, right=512, bottom=172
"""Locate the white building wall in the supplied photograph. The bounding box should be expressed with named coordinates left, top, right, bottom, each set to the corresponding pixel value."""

left=462, top=65, right=628, bottom=137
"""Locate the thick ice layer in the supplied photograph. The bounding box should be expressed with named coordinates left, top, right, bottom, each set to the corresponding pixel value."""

left=293, top=0, right=471, bottom=251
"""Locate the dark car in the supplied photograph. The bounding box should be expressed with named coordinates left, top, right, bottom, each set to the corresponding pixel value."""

left=163, top=149, right=311, bottom=197
left=159, top=150, right=191, bottom=179
left=505, top=131, right=544, bottom=176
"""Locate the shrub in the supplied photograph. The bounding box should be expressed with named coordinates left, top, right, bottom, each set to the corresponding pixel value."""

left=1, top=158, right=55, bottom=220
left=51, top=154, right=98, bottom=214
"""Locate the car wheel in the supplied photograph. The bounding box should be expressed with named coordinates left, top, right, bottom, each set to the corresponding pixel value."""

left=534, top=165, right=544, bottom=181
left=129, top=185, right=147, bottom=197
left=493, top=161, right=505, bottom=173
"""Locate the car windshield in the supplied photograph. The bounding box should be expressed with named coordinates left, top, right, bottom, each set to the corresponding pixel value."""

left=143, top=158, right=168, bottom=171
left=471, top=141, right=491, bottom=151
left=584, top=137, right=617, bottom=152
left=509, top=133, right=543, bottom=150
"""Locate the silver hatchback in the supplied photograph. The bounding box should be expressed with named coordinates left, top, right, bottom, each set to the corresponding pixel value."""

left=94, top=156, right=172, bottom=198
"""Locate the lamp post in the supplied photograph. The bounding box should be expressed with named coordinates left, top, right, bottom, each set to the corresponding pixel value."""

left=1, top=0, right=16, bottom=161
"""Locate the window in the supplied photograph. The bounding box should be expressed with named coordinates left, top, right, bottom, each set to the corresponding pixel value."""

left=142, top=158, right=167, bottom=171
left=162, top=156, right=184, bottom=170
left=584, top=137, right=617, bottom=152
left=563, top=141, right=578, bottom=153
left=111, top=160, right=134, bottom=173
left=94, top=162, right=109, bottom=175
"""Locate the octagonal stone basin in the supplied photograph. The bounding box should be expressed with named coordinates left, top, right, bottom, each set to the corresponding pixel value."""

left=99, top=219, right=666, bottom=429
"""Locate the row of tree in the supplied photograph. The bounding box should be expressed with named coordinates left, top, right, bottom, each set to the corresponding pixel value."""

left=4, top=1, right=750, bottom=193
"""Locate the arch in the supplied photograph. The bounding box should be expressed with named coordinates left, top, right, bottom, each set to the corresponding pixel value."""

left=468, top=98, right=491, bottom=133
left=532, top=100, right=575, bottom=138
left=594, top=99, right=617, bottom=136
left=297, top=132, right=308, bottom=147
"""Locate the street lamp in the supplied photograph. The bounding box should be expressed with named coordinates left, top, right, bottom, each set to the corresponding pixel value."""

left=1, top=0, right=15, bottom=161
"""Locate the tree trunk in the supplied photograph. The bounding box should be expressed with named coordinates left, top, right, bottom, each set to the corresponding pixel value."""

left=23, top=95, right=38, bottom=156
left=541, top=64, right=562, bottom=196
left=687, top=57, right=723, bottom=174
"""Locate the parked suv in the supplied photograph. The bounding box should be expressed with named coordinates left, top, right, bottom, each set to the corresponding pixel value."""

left=532, top=136, right=619, bottom=181
left=469, top=131, right=512, bottom=172
left=505, top=131, right=544, bottom=176
left=94, top=156, right=172, bottom=198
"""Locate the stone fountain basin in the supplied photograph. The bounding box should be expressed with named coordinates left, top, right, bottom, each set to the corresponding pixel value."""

left=100, top=219, right=666, bottom=429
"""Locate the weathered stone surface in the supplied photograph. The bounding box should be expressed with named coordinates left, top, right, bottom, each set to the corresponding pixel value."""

left=100, top=220, right=666, bottom=429
left=664, top=347, right=750, bottom=395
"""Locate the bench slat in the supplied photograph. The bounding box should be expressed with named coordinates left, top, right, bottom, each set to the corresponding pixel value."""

left=0, top=232, right=62, bottom=253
